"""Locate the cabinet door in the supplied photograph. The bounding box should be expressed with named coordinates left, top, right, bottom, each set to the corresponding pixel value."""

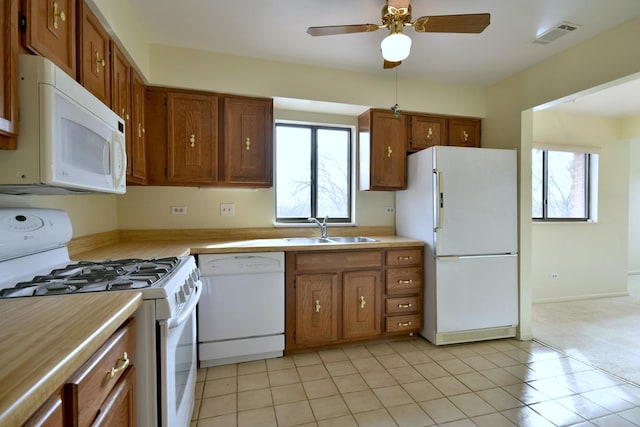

left=343, top=270, right=381, bottom=340
left=0, top=0, right=18, bottom=147
left=78, top=2, right=110, bottom=106
left=129, top=69, right=147, bottom=184
left=295, top=273, right=338, bottom=345
left=359, top=110, right=407, bottom=190
left=111, top=43, right=132, bottom=173
left=166, top=92, right=218, bottom=184
left=23, top=0, right=76, bottom=77
left=448, top=118, right=480, bottom=147
left=92, top=366, right=136, bottom=427
left=409, top=115, right=446, bottom=151
left=222, top=96, right=273, bottom=186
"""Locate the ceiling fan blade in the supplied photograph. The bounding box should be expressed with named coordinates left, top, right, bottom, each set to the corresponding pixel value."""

left=307, top=24, right=380, bottom=36
left=383, top=59, right=402, bottom=69
left=388, top=0, right=410, bottom=9
left=412, top=13, right=490, bottom=33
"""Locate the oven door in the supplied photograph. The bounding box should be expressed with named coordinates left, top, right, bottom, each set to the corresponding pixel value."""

left=158, top=282, right=201, bottom=427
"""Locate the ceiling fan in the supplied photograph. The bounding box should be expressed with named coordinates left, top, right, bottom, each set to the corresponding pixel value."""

left=306, top=0, right=490, bottom=69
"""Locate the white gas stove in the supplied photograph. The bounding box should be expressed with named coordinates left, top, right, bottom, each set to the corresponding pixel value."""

left=0, top=208, right=201, bottom=427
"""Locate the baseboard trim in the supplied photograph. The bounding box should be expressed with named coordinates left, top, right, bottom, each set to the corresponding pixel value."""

left=533, top=291, right=629, bottom=304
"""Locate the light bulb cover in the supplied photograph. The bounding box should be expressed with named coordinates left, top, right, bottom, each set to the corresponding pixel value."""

left=380, top=32, right=412, bottom=62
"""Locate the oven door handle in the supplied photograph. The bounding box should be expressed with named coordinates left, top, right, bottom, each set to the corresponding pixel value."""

left=167, top=281, right=202, bottom=330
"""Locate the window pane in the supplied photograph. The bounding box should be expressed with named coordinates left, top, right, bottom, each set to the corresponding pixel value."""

left=532, top=149, right=543, bottom=218
left=276, top=126, right=311, bottom=218
left=547, top=151, right=587, bottom=218
left=317, top=129, right=350, bottom=218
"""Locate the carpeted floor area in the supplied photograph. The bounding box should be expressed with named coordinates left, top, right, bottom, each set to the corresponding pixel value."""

left=532, top=276, right=640, bottom=386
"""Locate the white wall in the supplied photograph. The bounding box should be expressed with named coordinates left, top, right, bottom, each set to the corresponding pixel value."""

left=531, top=110, right=629, bottom=302
left=624, top=116, right=640, bottom=272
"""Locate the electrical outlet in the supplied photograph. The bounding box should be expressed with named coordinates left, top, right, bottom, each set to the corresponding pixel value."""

left=385, top=207, right=395, bottom=214
left=220, top=203, right=235, bottom=217
left=551, top=272, right=559, bottom=279
left=171, top=206, right=187, bottom=215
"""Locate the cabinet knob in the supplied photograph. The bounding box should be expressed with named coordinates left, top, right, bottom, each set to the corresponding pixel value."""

left=190, top=134, right=196, bottom=148
left=138, top=123, right=142, bottom=138
left=359, top=295, right=366, bottom=309
left=53, top=2, right=66, bottom=29
left=108, top=351, right=130, bottom=379
left=245, top=137, right=251, bottom=150
left=95, top=51, right=106, bottom=73
left=387, top=146, right=393, bottom=158
left=315, top=299, right=321, bottom=313
left=463, top=130, right=469, bottom=142
left=426, top=127, right=433, bottom=140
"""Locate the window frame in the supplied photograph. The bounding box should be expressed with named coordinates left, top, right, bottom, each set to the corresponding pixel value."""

left=275, top=122, right=353, bottom=224
left=532, top=148, right=592, bottom=222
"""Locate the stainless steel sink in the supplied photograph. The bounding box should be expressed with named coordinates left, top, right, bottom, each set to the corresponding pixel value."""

left=328, top=236, right=379, bottom=243
left=284, top=237, right=334, bottom=244
left=284, top=236, right=378, bottom=244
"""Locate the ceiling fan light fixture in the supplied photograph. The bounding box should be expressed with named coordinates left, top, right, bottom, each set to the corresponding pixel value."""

left=381, top=32, right=412, bottom=62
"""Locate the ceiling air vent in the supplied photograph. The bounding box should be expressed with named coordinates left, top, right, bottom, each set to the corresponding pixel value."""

left=532, top=22, right=580, bottom=45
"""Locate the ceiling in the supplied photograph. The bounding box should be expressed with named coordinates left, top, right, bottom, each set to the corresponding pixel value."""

left=128, top=0, right=640, bottom=116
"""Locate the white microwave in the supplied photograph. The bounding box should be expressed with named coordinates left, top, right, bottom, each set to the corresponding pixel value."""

left=0, top=55, right=126, bottom=195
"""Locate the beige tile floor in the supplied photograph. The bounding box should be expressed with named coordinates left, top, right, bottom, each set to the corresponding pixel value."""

left=190, top=338, right=640, bottom=426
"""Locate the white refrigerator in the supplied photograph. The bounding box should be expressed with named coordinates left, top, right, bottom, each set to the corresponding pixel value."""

left=396, top=146, right=518, bottom=345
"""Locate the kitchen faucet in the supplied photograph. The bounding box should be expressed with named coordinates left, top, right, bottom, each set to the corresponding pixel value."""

left=308, top=216, right=328, bottom=238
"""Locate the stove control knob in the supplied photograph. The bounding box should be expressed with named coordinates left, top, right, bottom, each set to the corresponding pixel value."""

left=177, top=290, right=186, bottom=304
left=182, top=283, right=191, bottom=296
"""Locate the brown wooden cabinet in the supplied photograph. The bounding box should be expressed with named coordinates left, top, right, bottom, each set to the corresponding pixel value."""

left=286, top=250, right=382, bottom=351
left=64, top=317, right=136, bottom=427
left=129, top=69, right=146, bottom=184
left=449, top=118, right=481, bottom=148
left=166, top=92, right=219, bottom=184
left=111, top=42, right=131, bottom=158
left=408, top=115, right=446, bottom=151
left=0, top=0, right=18, bottom=149
left=222, top=96, right=273, bottom=186
left=77, top=1, right=110, bottom=107
left=24, top=393, right=64, bottom=427
left=384, top=248, right=423, bottom=335
left=22, top=0, right=76, bottom=77
left=358, top=109, right=407, bottom=191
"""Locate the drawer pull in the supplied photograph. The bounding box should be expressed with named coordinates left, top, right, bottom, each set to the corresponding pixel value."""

left=53, top=1, right=66, bottom=29
left=398, top=303, right=413, bottom=308
left=315, top=299, right=321, bottom=313
left=398, top=321, right=413, bottom=327
left=398, top=279, right=413, bottom=285
left=108, top=352, right=130, bottom=379
left=360, top=295, right=366, bottom=309
left=398, top=256, right=413, bottom=261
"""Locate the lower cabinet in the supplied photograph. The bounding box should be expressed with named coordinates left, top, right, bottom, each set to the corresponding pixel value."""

left=23, top=394, right=64, bottom=427
left=286, top=246, right=423, bottom=351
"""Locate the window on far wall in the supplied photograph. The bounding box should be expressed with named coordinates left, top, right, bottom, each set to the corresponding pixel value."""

left=532, top=147, right=599, bottom=221
left=275, top=122, right=352, bottom=223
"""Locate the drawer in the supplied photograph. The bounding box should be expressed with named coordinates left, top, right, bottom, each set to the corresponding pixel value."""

left=294, top=250, right=381, bottom=271
left=385, top=248, right=422, bottom=267
left=65, top=317, right=136, bottom=427
left=386, top=296, right=420, bottom=315
left=386, top=314, right=422, bottom=333
left=386, top=267, right=422, bottom=295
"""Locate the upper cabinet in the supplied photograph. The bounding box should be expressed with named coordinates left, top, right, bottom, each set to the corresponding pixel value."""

left=448, top=118, right=481, bottom=148
left=145, top=87, right=274, bottom=188
left=0, top=0, right=18, bottom=149
left=111, top=42, right=131, bottom=154
left=77, top=1, right=110, bottom=106
left=22, top=0, right=76, bottom=77
left=222, top=96, right=273, bottom=187
left=408, top=114, right=446, bottom=151
left=130, top=69, right=147, bottom=184
left=358, top=109, right=407, bottom=191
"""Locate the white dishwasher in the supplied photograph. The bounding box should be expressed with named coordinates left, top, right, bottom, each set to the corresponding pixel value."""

left=197, top=252, right=285, bottom=367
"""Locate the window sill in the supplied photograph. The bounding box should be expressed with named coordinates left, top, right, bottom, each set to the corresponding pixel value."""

left=273, top=222, right=356, bottom=228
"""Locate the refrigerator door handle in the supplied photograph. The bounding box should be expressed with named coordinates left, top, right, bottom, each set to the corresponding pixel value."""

left=438, top=254, right=518, bottom=260
left=433, top=169, right=443, bottom=230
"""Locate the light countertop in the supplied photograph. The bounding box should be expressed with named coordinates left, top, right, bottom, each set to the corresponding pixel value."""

left=0, top=292, right=142, bottom=426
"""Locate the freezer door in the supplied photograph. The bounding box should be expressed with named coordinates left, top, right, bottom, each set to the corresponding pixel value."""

left=435, top=255, right=518, bottom=334
left=434, top=146, right=517, bottom=256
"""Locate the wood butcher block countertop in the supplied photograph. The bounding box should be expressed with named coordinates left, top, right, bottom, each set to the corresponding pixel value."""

left=0, top=292, right=142, bottom=427
left=73, top=235, right=424, bottom=260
